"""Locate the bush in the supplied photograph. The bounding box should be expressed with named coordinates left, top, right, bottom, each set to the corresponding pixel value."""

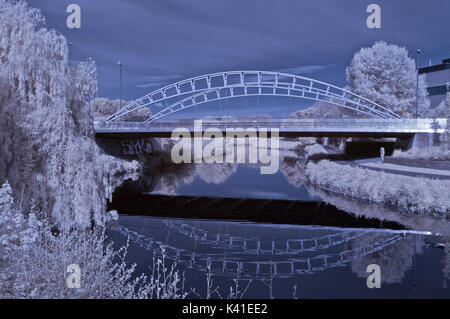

left=392, top=146, right=450, bottom=161
left=0, top=181, right=187, bottom=299
left=305, top=160, right=450, bottom=216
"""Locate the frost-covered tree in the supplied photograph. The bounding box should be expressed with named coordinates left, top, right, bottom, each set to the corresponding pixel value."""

left=0, top=183, right=186, bottom=299
left=0, top=0, right=138, bottom=228
left=92, top=97, right=124, bottom=117
left=92, top=97, right=151, bottom=121
left=427, top=92, right=450, bottom=118
left=288, top=90, right=376, bottom=119
left=288, top=100, right=344, bottom=119
left=0, top=181, right=14, bottom=216
left=346, top=41, right=430, bottom=117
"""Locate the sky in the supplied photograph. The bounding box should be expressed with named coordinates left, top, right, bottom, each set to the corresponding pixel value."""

left=27, top=0, right=450, bottom=118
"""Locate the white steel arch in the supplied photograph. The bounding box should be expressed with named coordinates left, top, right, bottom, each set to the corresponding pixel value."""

left=146, top=84, right=389, bottom=123
left=105, top=71, right=401, bottom=123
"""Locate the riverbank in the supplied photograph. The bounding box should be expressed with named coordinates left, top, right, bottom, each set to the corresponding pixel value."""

left=305, top=160, right=450, bottom=217
left=393, top=145, right=450, bottom=161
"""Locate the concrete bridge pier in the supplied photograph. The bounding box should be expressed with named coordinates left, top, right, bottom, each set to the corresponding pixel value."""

left=410, top=133, right=443, bottom=149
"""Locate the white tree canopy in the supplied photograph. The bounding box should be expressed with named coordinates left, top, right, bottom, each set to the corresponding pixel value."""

left=0, top=0, right=137, bottom=228
left=346, top=41, right=430, bottom=117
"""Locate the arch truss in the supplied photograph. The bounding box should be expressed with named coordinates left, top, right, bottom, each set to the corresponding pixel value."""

left=117, top=224, right=405, bottom=280
left=105, top=71, right=401, bottom=124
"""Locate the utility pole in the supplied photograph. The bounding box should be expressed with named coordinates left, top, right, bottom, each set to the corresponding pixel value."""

left=68, top=42, right=73, bottom=66
left=415, top=49, right=421, bottom=118
left=118, top=60, right=123, bottom=109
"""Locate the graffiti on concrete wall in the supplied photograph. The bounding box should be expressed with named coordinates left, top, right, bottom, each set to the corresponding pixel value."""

left=121, top=138, right=152, bottom=155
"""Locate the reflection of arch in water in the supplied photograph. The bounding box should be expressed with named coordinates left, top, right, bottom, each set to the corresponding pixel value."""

left=161, top=220, right=366, bottom=254
left=349, top=232, right=425, bottom=284
left=306, top=186, right=435, bottom=284
left=116, top=222, right=406, bottom=280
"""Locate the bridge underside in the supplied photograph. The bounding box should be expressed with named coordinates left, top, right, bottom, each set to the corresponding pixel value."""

left=95, top=131, right=415, bottom=139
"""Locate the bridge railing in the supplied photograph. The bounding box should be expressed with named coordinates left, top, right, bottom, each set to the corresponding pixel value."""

left=94, top=118, right=448, bottom=133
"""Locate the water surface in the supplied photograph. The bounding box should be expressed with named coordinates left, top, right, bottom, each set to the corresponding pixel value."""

left=109, top=151, right=450, bottom=298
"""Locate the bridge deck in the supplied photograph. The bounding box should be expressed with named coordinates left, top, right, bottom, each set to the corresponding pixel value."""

left=94, top=118, right=447, bottom=138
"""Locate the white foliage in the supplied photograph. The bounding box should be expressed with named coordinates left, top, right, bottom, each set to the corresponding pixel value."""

left=346, top=41, right=430, bottom=117
left=195, top=162, right=237, bottom=185
left=427, top=92, right=450, bottom=118
left=0, top=183, right=187, bottom=299
left=392, top=146, right=450, bottom=161
left=106, top=210, right=119, bottom=222
left=304, top=143, right=328, bottom=158
left=305, top=160, right=450, bottom=216
left=280, top=157, right=306, bottom=187
left=288, top=100, right=351, bottom=119
left=0, top=0, right=139, bottom=228
left=92, top=97, right=151, bottom=121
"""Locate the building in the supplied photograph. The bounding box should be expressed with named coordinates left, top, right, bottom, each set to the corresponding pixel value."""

left=419, top=58, right=450, bottom=108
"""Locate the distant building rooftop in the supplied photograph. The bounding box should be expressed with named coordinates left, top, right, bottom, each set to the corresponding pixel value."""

left=419, top=58, right=450, bottom=74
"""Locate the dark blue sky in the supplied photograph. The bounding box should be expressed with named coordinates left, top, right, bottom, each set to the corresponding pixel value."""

left=28, top=0, right=450, bottom=116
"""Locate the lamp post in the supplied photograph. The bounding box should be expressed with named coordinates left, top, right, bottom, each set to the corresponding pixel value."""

left=118, top=60, right=123, bottom=109
left=415, top=49, right=421, bottom=118
left=68, top=42, right=73, bottom=66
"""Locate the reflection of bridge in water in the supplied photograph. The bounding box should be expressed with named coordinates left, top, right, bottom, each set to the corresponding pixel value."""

left=116, top=218, right=411, bottom=280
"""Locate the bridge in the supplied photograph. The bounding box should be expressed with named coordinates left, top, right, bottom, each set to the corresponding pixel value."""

left=103, top=70, right=402, bottom=124
left=94, top=70, right=446, bottom=147
left=94, top=118, right=447, bottom=139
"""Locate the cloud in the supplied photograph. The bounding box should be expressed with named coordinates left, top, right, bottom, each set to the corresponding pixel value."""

left=277, top=65, right=333, bottom=75
left=134, top=74, right=184, bottom=88
left=28, top=0, right=450, bottom=101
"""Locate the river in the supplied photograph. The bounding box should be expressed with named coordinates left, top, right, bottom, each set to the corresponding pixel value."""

left=106, top=146, right=450, bottom=298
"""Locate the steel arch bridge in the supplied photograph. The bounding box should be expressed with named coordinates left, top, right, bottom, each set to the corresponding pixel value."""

left=105, top=71, right=401, bottom=124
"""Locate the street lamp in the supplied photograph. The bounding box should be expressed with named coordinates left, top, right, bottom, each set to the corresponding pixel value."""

left=415, top=49, right=421, bottom=118
left=117, top=60, right=123, bottom=109
left=68, top=42, right=73, bottom=65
